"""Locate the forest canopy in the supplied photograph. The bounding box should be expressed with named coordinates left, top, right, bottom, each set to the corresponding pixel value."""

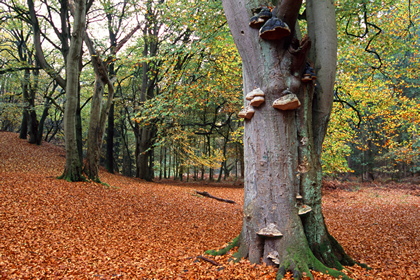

left=0, top=0, right=418, bottom=181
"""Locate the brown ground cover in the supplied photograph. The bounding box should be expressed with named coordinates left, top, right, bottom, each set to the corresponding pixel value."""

left=0, top=131, right=419, bottom=279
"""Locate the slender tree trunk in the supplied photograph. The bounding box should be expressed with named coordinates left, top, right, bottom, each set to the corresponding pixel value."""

left=121, top=122, right=133, bottom=177
left=84, top=77, right=106, bottom=181
left=106, top=103, right=115, bottom=173
left=20, top=68, right=38, bottom=143
left=163, top=147, right=167, bottom=179
left=168, top=151, right=172, bottom=179
left=28, top=67, right=40, bottom=144
left=19, top=110, right=28, bottom=140
left=59, top=0, right=86, bottom=182
left=83, top=33, right=115, bottom=182
left=36, top=97, right=51, bottom=145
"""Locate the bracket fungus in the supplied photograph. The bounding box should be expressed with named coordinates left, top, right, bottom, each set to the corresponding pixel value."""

left=250, top=96, right=265, bottom=107
left=257, top=223, right=283, bottom=238
left=249, top=7, right=272, bottom=29
left=267, top=251, right=280, bottom=265
left=272, top=90, right=301, bottom=110
left=246, top=88, right=266, bottom=107
left=259, top=17, right=291, bottom=40
left=298, top=204, right=312, bottom=216
left=302, top=63, right=316, bottom=82
left=245, top=88, right=265, bottom=100
left=249, top=16, right=265, bottom=29
left=238, top=106, right=255, bottom=120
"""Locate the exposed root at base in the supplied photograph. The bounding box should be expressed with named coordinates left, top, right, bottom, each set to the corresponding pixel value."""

left=277, top=249, right=353, bottom=280
left=205, top=235, right=240, bottom=256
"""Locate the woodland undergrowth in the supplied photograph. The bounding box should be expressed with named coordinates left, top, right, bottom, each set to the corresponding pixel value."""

left=0, top=131, right=419, bottom=279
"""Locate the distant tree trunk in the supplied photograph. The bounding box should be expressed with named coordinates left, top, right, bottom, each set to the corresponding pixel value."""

left=20, top=68, right=38, bottom=144
left=36, top=96, right=51, bottom=145
left=167, top=151, right=172, bottom=179
left=135, top=124, right=155, bottom=181
left=19, top=69, right=30, bottom=140
left=105, top=103, right=115, bottom=173
left=83, top=32, right=116, bottom=182
left=163, top=146, right=167, bottom=179
left=84, top=76, right=107, bottom=181
left=29, top=67, right=41, bottom=144
left=19, top=111, right=28, bottom=140
left=222, top=0, right=354, bottom=278
left=121, top=122, right=133, bottom=177
left=59, top=0, right=86, bottom=182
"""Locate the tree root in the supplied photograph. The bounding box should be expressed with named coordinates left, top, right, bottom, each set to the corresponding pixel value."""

left=205, top=235, right=240, bottom=256
left=57, top=173, right=86, bottom=182
left=310, top=232, right=370, bottom=272
left=277, top=249, right=353, bottom=280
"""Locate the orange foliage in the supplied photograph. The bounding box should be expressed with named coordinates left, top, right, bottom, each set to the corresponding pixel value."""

left=1, top=132, right=420, bottom=279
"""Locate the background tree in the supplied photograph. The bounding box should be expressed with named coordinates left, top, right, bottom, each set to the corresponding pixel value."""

left=324, top=0, right=420, bottom=179
left=59, top=0, right=87, bottom=181
left=82, top=0, right=141, bottom=182
left=1, top=0, right=417, bottom=185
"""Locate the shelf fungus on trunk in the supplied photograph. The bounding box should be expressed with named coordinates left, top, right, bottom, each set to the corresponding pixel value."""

left=267, top=251, right=280, bottom=265
left=250, top=96, right=265, bottom=107
left=259, top=17, right=291, bottom=41
left=246, top=88, right=265, bottom=107
left=249, top=7, right=272, bottom=29
left=257, top=223, right=283, bottom=238
left=301, top=63, right=317, bottom=82
left=272, top=89, right=301, bottom=110
left=298, top=204, right=313, bottom=216
left=238, top=106, right=255, bottom=120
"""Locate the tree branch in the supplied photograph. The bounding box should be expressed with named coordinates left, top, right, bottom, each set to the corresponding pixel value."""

left=195, top=191, right=236, bottom=204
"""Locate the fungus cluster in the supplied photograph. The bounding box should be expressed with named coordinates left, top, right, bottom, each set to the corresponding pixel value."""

left=249, top=7, right=272, bottom=29
left=301, top=62, right=316, bottom=82
left=238, top=6, right=317, bottom=120
left=246, top=88, right=265, bottom=107
left=267, top=251, right=280, bottom=265
left=249, top=7, right=291, bottom=41
left=238, top=88, right=265, bottom=120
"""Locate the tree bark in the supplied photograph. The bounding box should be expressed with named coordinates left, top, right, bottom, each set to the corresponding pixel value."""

left=221, top=0, right=353, bottom=278
left=300, top=0, right=356, bottom=269
left=105, top=102, right=115, bottom=173
left=59, top=0, right=86, bottom=182
left=135, top=124, right=155, bottom=181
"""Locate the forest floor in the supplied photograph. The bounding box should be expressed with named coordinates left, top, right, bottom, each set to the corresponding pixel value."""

left=1, top=131, right=419, bottom=280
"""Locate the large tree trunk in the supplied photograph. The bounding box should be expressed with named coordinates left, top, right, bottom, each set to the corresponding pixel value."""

left=135, top=124, right=155, bottom=181
left=222, top=0, right=353, bottom=278
left=300, top=0, right=356, bottom=269
left=59, top=0, right=86, bottom=182
left=82, top=31, right=116, bottom=182
left=84, top=76, right=107, bottom=182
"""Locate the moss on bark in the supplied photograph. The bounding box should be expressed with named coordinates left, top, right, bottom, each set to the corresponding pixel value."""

left=277, top=246, right=353, bottom=280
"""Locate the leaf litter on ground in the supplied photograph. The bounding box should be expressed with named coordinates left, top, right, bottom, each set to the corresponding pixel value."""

left=0, top=131, right=419, bottom=279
